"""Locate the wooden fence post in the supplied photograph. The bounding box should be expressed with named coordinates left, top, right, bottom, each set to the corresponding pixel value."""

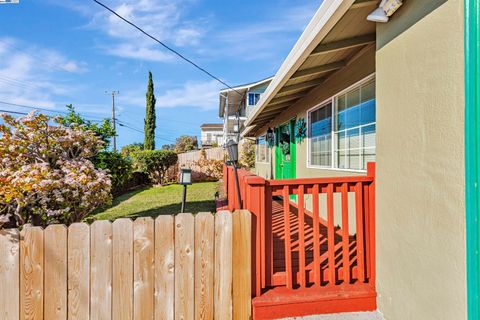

left=0, top=229, right=19, bottom=320
left=214, top=211, right=233, bottom=320
left=175, top=213, right=195, bottom=320
left=233, top=210, right=252, bottom=320
left=20, top=226, right=44, bottom=320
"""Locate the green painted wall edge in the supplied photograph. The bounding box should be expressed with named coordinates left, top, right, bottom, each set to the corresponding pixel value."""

left=466, top=0, right=480, bottom=319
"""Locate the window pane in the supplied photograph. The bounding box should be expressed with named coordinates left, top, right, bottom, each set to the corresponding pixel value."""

left=348, top=147, right=361, bottom=170
left=363, top=147, right=375, bottom=169
left=248, top=93, right=255, bottom=106
left=347, top=128, right=360, bottom=150
left=362, top=124, right=375, bottom=148
left=361, top=81, right=375, bottom=124
left=345, top=88, right=361, bottom=129
left=309, top=103, right=332, bottom=166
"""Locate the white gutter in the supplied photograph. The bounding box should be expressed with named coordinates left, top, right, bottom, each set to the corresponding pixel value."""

left=244, top=0, right=356, bottom=128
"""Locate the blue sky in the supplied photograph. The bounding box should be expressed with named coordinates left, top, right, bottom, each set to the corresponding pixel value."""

left=0, top=0, right=319, bottom=148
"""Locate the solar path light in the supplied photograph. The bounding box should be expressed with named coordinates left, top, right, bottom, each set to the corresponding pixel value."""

left=179, top=167, right=192, bottom=213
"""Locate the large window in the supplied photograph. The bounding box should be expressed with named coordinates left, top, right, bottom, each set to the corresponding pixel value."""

left=308, top=77, right=375, bottom=171
left=256, top=135, right=269, bottom=163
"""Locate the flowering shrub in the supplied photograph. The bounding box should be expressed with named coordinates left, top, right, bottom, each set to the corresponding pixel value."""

left=0, top=112, right=111, bottom=227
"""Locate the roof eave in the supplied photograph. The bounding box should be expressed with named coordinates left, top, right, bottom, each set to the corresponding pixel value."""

left=244, top=0, right=356, bottom=128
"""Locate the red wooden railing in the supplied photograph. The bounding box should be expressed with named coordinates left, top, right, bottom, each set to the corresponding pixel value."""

left=223, top=163, right=376, bottom=298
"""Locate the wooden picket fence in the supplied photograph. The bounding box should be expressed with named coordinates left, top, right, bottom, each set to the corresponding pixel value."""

left=0, top=211, right=252, bottom=320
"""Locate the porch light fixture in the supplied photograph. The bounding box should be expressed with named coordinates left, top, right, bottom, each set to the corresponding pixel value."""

left=226, top=140, right=242, bottom=209
left=367, top=0, right=403, bottom=23
left=179, top=167, right=192, bottom=213
left=267, top=127, right=275, bottom=147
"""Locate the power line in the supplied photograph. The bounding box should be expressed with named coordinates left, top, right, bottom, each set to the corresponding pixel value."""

left=91, top=0, right=243, bottom=96
left=0, top=109, right=29, bottom=116
left=117, top=122, right=177, bottom=143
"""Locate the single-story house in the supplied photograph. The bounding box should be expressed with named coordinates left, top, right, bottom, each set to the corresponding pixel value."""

left=230, top=0, right=478, bottom=319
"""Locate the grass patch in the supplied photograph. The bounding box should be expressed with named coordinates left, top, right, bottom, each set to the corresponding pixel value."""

left=93, top=181, right=219, bottom=221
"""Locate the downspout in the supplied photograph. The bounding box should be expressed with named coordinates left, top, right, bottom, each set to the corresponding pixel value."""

left=465, top=0, right=480, bottom=319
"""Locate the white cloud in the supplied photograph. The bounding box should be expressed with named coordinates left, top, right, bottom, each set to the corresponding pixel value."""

left=120, top=80, right=221, bottom=111
left=156, top=80, right=222, bottom=110
left=89, top=0, right=206, bottom=62
left=0, top=38, right=87, bottom=111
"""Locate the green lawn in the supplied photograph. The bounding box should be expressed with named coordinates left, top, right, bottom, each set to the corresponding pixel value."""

left=93, top=182, right=219, bottom=221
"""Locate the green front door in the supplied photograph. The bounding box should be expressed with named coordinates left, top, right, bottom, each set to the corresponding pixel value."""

left=275, top=119, right=296, bottom=180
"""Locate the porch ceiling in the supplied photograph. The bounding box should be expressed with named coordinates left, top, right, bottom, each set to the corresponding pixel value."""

left=244, top=0, right=378, bottom=136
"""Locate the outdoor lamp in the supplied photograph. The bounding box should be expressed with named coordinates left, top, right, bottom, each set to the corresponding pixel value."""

left=267, top=127, right=274, bottom=147
left=225, top=140, right=242, bottom=209
left=179, top=168, right=192, bottom=213
left=367, top=0, right=402, bottom=23
left=179, top=168, right=192, bottom=185
left=226, top=139, right=239, bottom=163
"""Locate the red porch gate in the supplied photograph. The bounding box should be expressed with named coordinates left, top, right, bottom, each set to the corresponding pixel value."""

left=223, top=163, right=376, bottom=319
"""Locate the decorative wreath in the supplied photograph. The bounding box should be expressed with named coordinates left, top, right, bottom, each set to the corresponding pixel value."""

left=280, top=141, right=290, bottom=155
left=295, top=118, right=307, bottom=142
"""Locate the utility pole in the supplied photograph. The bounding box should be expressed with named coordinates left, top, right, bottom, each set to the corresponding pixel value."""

left=105, top=90, right=119, bottom=152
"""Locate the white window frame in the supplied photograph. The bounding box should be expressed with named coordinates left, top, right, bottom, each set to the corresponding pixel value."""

left=255, top=134, right=270, bottom=163
left=306, top=73, right=375, bottom=173
left=247, top=92, right=261, bottom=107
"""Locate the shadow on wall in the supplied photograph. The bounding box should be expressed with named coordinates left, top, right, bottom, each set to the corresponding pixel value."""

left=376, top=0, right=448, bottom=50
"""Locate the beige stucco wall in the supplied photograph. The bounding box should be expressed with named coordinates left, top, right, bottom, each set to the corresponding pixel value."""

left=254, top=45, right=376, bottom=179
left=375, top=1, right=466, bottom=319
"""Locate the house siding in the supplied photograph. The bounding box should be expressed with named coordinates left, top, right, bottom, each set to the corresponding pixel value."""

left=375, top=1, right=466, bottom=319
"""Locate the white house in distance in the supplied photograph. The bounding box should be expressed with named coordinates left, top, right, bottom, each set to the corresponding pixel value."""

left=199, top=123, right=223, bottom=148
left=219, top=77, right=272, bottom=144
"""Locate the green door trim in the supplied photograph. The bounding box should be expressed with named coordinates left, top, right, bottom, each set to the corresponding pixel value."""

left=465, top=0, right=480, bottom=318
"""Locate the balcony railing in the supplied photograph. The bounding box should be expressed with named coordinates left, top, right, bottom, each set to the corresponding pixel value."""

left=222, top=163, right=376, bottom=298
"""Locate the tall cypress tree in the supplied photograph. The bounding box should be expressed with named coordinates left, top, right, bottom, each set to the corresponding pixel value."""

left=144, top=71, right=156, bottom=150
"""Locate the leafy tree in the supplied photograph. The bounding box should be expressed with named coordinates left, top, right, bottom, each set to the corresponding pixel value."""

left=175, top=135, right=198, bottom=153
left=0, top=111, right=111, bottom=227
left=144, top=71, right=156, bottom=150
left=161, top=143, right=175, bottom=151
left=121, top=142, right=144, bottom=157
left=240, top=139, right=256, bottom=169
left=131, top=150, right=178, bottom=185
left=92, top=151, right=133, bottom=195
left=57, top=104, right=115, bottom=150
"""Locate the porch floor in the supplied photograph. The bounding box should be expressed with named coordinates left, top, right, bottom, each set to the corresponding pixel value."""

left=252, top=199, right=376, bottom=319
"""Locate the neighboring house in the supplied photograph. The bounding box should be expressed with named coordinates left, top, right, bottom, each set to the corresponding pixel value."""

left=227, top=0, right=475, bottom=319
left=219, top=77, right=272, bottom=145
left=199, top=123, right=223, bottom=148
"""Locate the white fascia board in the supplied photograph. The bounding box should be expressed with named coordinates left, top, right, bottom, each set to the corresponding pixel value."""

left=244, top=0, right=355, bottom=127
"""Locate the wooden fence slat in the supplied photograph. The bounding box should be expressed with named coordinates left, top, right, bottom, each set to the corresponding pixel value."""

left=312, top=184, right=321, bottom=285
left=341, top=183, right=351, bottom=284
left=327, top=183, right=336, bottom=285
left=20, top=227, right=44, bottom=320
left=232, top=210, right=251, bottom=320
left=113, top=219, right=133, bottom=320
left=0, top=229, right=20, bottom=320
left=68, top=223, right=90, bottom=320
left=282, top=186, right=293, bottom=289
left=155, top=215, right=175, bottom=320
left=44, top=225, right=67, bottom=320
left=297, top=185, right=306, bottom=287
left=194, top=212, right=215, bottom=320
left=133, top=217, right=155, bottom=320
left=175, top=213, right=195, bottom=320
left=355, top=182, right=366, bottom=282
left=90, top=220, right=112, bottom=320
left=214, top=211, right=232, bottom=320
